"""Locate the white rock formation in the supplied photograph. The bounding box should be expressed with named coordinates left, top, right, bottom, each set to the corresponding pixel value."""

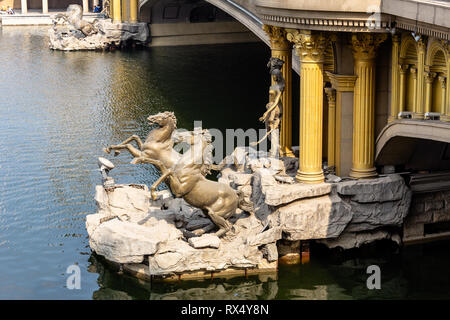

left=49, top=20, right=149, bottom=51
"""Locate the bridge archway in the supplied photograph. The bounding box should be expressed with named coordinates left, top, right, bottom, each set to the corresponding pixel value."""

left=139, top=0, right=268, bottom=43
left=376, top=120, right=450, bottom=171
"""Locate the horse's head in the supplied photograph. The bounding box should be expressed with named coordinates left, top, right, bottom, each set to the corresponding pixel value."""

left=67, top=4, right=83, bottom=20
left=147, top=111, right=177, bottom=128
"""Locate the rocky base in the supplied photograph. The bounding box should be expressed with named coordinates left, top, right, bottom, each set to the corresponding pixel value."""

left=86, top=148, right=413, bottom=281
left=49, top=20, right=149, bottom=51
left=87, top=184, right=278, bottom=280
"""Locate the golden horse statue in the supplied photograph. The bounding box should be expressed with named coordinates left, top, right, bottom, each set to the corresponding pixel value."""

left=104, top=112, right=239, bottom=237
left=52, top=4, right=102, bottom=37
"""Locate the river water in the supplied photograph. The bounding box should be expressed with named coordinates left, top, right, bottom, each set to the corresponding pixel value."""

left=0, top=27, right=449, bottom=300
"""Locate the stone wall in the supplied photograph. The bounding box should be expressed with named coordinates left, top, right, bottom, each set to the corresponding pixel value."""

left=403, top=190, right=450, bottom=243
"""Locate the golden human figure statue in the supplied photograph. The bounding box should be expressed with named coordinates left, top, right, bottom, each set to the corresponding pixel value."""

left=251, top=58, right=285, bottom=158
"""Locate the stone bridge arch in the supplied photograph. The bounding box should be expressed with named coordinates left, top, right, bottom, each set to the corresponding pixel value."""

left=139, top=0, right=268, bottom=43
left=376, top=120, right=450, bottom=171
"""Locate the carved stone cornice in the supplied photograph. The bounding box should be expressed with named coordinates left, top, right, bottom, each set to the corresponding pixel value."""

left=351, top=33, right=388, bottom=61
left=258, top=13, right=391, bottom=33
left=285, top=29, right=334, bottom=63
left=262, top=24, right=291, bottom=51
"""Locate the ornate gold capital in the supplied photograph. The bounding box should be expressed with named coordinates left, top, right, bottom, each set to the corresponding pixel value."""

left=399, top=64, right=409, bottom=74
left=439, top=75, right=447, bottom=89
left=351, top=33, right=388, bottom=60
left=262, top=25, right=291, bottom=51
left=417, top=38, right=427, bottom=52
left=286, top=29, right=333, bottom=63
left=424, top=71, right=437, bottom=83
left=324, top=87, right=336, bottom=105
left=392, top=34, right=400, bottom=44
left=410, top=66, right=417, bottom=79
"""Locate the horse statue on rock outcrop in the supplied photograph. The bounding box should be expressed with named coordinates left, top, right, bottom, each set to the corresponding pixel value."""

left=104, top=111, right=240, bottom=238
left=52, top=4, right=102, bottom=37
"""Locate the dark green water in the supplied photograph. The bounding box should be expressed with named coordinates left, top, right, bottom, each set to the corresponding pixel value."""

left=0, top=27, right=449, bottom=300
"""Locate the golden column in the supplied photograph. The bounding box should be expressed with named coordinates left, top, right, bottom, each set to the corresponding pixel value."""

left=286, top=30, right=332, bottom=184
left=113, top=0, right=122, bottom=23
left=349, top=33, right=387, bottom=179
left=263, top=25, right=294, bottom=157
left=398, top=64, right=409, bottom=115
left=130, top=0, right=138, bottom=23
left=410, top=67, right=418, bottom=113
left=389, top=35, right=400, bottom=122
left=446, top=48, right=450, bottom=122
left=413, top=39, right=426, bottom=119
left=439, top=76, right=447, bottom=116
left=424, top=71, right=437, bottom=114
left=122, top=0, right=128, bottom=22
left=324, top=88, right=336, bottom=170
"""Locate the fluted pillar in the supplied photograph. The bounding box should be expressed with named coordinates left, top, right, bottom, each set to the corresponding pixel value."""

left=398, top=64, right=409, bottom=115
left=439, top=76, right=447, bottom=116
left=389, top=35, right=400, bottom=122
left=83, top=0, right=89, bottom=13
left=424, top=71, right=437, bottom=114
left=446, top=52, right=450, bottom=122
left=121, top=0, right=128, bottom=22
left=410, top=67, right=418, bottom=113
left=263, top=25, right=294, bottom=157
left=21, top=0, right=27, bottom=14
left=42, top=0, right=48, bottom=14
left=113, top=0, right=122, bottom=23
left=349, top=33, right=387, bottom=179
left=287, top=30, right=332, bottom=184
left=413, top=40, right=426, bottom=119
left=130, top=0, right=138, bottom=23
left=325, top=88, right=336, bottom=169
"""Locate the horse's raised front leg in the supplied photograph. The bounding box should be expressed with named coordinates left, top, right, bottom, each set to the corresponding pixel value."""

left=104, top=143, right=142, bottom=160
left=104, top=135, right=143, bottom=155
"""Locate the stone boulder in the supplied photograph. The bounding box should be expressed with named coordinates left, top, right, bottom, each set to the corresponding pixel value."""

left=275, top=194, right=352, bottom=240
left=89, top=218, right=182, bottom=264
left=336, top=174, right=409, bottom=203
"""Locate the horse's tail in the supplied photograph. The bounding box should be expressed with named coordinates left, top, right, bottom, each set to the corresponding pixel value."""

left=236, top=189, right=253, bottom=213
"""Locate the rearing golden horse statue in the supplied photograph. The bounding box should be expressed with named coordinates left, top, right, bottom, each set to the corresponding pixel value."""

left=104, top=112, right=239, bottom=237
